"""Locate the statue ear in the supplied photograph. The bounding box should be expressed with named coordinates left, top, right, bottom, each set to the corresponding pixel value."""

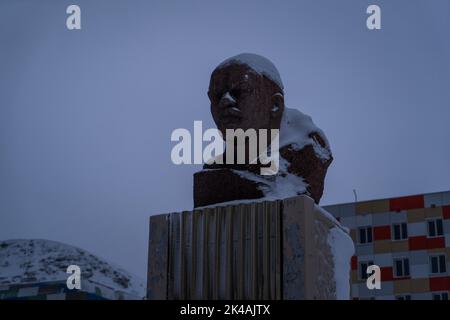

left=271, top=93, right=285, bottom=118
left=207, top=90, right=214, bottom=102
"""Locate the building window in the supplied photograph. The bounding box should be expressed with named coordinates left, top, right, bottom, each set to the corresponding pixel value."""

left=392, top=223, right=408, bottom=240
left=427, top=219, right=443, bottom=237
left=430, top=255, right=447, bottom=274
left=396, top=295, right=411, bottom=300
left=394, top=258, right=410, bottom=277
left=358, top=226, right=373, bottom=244
left=432, top=292, right=449, bottom=300
left=359, top=261, right=374, bottom=280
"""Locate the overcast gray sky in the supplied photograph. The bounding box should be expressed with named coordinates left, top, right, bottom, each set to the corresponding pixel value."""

left=1, top=0, right=449, bottom=278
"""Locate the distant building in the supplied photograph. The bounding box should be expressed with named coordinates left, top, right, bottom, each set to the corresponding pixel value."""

left=0, top=239, right=145, bottom=300
left=0, top=279, right=138, bottom=300
left=324, top=190, right=450, bottom=300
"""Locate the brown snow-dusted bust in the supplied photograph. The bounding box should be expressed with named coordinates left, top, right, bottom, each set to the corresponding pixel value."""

left=193, top=53, right=333, bottom=208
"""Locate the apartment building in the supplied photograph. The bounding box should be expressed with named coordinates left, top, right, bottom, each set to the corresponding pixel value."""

left=324, top=190, right=450, bottom=300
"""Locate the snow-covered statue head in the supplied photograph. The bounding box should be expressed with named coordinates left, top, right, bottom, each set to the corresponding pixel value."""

left=208, top=53, right=285, bottom=136
left=194, top=53, right=333, bottom=208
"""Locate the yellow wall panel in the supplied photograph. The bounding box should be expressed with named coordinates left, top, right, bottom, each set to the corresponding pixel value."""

left=374, top=240, right=391, bottom=254
left=356, top=201, right=372, bottom=215
left=407, top=208, right=425, bottom=223
left=425, top=207, right=442, bottom=218
left=370, top=199, right=390, bottom=214
left=410, top=278, right=430, bottom=293
left=394, top=279, right=411, bottom=294
left=390, top=240, right=409, bottom=252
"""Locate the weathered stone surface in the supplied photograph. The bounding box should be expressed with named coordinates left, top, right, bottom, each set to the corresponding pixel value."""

left=208, top=58, right=284, bottom=136
left=148, top=195, right=346, bottom=300
left=147, top=214, right=169, bottom=299
left=193, top=169, right=264, bottom=208
left=280, top=135, right=333, bottom=204
left=313, top=218, right=336, bottom=299
left=194, top=140, right=332, bottom=207
left=193, top=53, right=332, bottom=208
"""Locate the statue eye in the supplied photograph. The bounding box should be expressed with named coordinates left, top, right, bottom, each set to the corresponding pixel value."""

left=229, top=89, right=239, bottom=99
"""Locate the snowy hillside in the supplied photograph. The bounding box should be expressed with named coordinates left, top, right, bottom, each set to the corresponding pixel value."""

left=0, top=239, right=145, bottom=298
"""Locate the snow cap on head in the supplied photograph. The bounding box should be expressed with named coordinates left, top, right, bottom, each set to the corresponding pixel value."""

left=216, top=53, right=284, bottom=90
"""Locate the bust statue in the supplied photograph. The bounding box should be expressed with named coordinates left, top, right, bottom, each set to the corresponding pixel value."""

left=209, top=57, right=284, bottom=136
left=194, top=53, right=333, bottom=208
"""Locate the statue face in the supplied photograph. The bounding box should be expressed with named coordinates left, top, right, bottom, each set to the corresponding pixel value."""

left=208, top=64, right=284, bottom=136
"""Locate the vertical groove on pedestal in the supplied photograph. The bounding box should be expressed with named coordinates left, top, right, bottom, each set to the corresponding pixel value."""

left=163, top=200, right=286, bottom=299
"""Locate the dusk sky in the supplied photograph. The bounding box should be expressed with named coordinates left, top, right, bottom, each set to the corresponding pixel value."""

left=1, top=0, right=449, bottom=278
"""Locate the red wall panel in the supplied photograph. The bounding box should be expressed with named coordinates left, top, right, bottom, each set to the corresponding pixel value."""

left=351, top=256, right=358, bottom=271
left=374, top=225, right=391, bottom=241
left=380, top=267, right=394, bottom=282
left=429, top=276, right=450, bottom=291
left=389, top=195, right=424, bottom=211
left=426, top=237, right=446, bottom=249
left=443, top=205, right=450, bottom=220
left=409, top=236, right=427, bottom=250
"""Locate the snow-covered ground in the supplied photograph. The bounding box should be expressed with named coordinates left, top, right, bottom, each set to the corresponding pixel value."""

left=0, top=239, right=145, bottom=298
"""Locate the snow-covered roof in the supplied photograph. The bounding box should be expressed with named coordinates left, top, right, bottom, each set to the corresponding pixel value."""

left=216, top=53, right=284, bottom=90
left=0, top=239, right=145, bottom=298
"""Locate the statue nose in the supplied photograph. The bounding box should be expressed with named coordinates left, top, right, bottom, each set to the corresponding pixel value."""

left=220, top=92, right=237, bottom=108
